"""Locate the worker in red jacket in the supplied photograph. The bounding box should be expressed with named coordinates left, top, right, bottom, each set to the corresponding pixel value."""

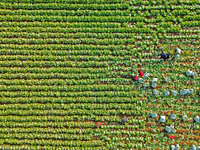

left=131, top=68, right=144, bottom=81
left=138, top=70, right=144, bottom=77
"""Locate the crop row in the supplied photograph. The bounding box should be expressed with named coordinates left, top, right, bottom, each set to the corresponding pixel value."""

left=0, top=58, right=195, bottom=69
left=0, top=67, right=108, bottom=74
left=1, top=2, right=200, bottom=11
left=0, top=103, right=198, bottom=115
left=1, top=32, right=199, bottom=39
left=1, top=96, right=198, bottom=112
left=0, top=116, right=144, bottom=125
left=0, top=15, right=130, bottom=23
left=0, top=71, right=198, bottom=81
left=0, top=90, right=198, bottom=103
left=0, top=134, right=155, bottom=143
left=1, top=38, right=199, bottom=45
left=158, top=21, right=200, bottom=28
left=128, top=0, right=200, bottom=5
left=0, top=15, right=199, bottom=23
left=0, top=121, right=143, bottom=129
left=1, top=0, right=123, bottom=4
left=0, top=127, right=98, bottom=134
left=0, top=121, right=96, bottom=128
left=0, top=133, right=92, bottom=141
left=159, top=35, right=199, bottom=40
left=1, top=0, right=199, bottom=5
left=0, top=9, right=130, bottom=16
left=0, top=61, right=109, bottom=67
left=1, top=27, right=199, bottom=34
left=105, top=142, right=147, bottom=149
left=0, top=78, right=131, bottom=85
left=138, top=9, right=193, bottom=16
left=179, top=21, right=200, bottom=27
left=146, top=120, right=198, bottom=130
left=0, top=49, right=128, bottom=56
left=129, top=11, right=198, bottom=19
left=0, top=115, right=143, bottom=123
left=0, top=38, right=140, bottom=45
left=0, top=145, right=102, bottom=150
left=0, top=55, right=131, bottom=61
left=110, top=58, right=199, bottom=66
left=133, top=57, right=198, bottom=62
left=110, top=62, right=198, bottom=71
left=0, top=127, right=146, bottom=135
left=0, top=32, right=145, bottom=39
left=97, top=130, right=147, bottom=136
left=0, top=73, right=107, bottom=79
left=0, top=48, right=198, bottom=57
left=0, top=139, right=104, bottom=147
left=0, top=109, right=144, bottom=116
left=0, top=85, right=134, bottom=92
left=0, top=21, right=121, bottom=28
left=146, top=102, right=199, bottom=114
left=0, top=3, right=129, bottom=10
left=0, top=91, right=135, bottom=98
left=0, top=78, right=97, bottom=85
left=146, top=103, right=199, bottom=112
left=0, top=27, right=154, bottom=33
left=0, top=37, right=133, bottom=45
left=102, top=136, right=146, bottom=142
left=1, top=21, right=199, bottom=28
left=128, top=10, right=185, bottom=18
left=1, top=9, right=198, bottom=17
left=0, top=116, right=82, bottom=122
left=0, top=47, right=196, bottom=57
left=0, top=44, right=126, bottom=50
left=129, top=4, right=200, bottom=11
left=0, top=70, right=198, bottom=81
left=0, top=97, right=138, bottom=104
left=0, top=103, right=141, bottom=110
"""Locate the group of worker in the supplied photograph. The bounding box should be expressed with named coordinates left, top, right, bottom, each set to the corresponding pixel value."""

left=131, top=46, right=181, bottom=81
left=95, top=46, right=183, bottom=126
left=158, top=46, right=181, bottom=60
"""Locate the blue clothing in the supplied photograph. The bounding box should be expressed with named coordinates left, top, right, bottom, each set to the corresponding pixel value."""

left=159, top=53, right=170, bottom=59
left=122, top=118, right=127, bottom=123
left=161, top=54, right=167, bottom=58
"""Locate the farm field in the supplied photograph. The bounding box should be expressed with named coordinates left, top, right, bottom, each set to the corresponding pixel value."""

left=0, top=0, right=199, bottom=149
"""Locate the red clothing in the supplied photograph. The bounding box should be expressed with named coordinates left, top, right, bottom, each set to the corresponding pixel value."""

left=139, top=70, right=144, bottom=77
left=133, top=75, right=138, bottom=81
left=96, top=122, right=102, bottom=126
left=169, top=136, right=175, bottom=139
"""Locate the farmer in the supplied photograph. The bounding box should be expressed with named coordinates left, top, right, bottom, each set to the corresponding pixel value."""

left=122, top=118, right=128, bottom=124
left=158, top=53, right=171, bottom=60
left=138, top=70, right=144, bottom=77
left=156, top=46, right=171, bottom=60
left=169, top=47, right=182, bottom=60
left=130, top=69, right=138, bottom=81
left=96, top=122, right=102, bottom=127
left=158, top=49, right=171, bottom=60
left=130, top=67, right=144, bottom=81
left=132, top=75, right=138, bottom=81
